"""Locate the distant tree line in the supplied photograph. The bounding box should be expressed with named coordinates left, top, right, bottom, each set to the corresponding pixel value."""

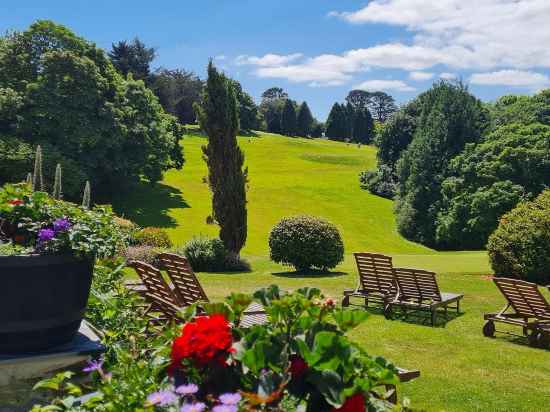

left=361, top=81, right=550, bottom=250
left=325, top=90, right=396, bottom=143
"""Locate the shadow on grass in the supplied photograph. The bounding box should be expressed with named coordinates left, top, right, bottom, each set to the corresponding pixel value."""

left=272, top=269, right=347, bottom=278
left=343, top=300, right=464, bottom=328
left=111, top=181, right=189, bottom=228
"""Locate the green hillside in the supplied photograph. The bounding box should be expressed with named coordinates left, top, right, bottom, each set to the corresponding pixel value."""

left=109, top=132, right=550, bottom=411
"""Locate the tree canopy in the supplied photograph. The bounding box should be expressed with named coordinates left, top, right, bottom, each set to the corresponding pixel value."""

left=109, top=38, right=156, bottom=82
left=296, top=101, right=314, bottom=137
left=0, top=21, right=183, bottom=199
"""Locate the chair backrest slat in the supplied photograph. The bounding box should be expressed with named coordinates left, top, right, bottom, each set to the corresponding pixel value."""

left=129, top=260, right=179, bottom=307
left=493, top=277, right=550, bottom=319
left=354, top=252, right=396, bottom=296
left=158, top=253, right=209, bottom=306
left=393, top=267, right=441, bottom=302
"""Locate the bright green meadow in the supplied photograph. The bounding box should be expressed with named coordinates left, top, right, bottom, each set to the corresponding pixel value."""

left=113, top=132, right=549, bottom=412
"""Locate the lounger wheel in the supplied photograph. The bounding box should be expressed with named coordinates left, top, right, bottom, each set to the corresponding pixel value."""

left=383, top=304, right=393, bottom=320
left=482, top=320, right=495, bottom=338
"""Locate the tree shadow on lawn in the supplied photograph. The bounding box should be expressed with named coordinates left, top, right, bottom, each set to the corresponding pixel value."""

left=111, top=181, right=189, bottom=228
left=272, top=269, right=347, bottom=279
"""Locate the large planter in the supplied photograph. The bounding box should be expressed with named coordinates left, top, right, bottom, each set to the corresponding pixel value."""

left=0, top=254, right=94, bottom=353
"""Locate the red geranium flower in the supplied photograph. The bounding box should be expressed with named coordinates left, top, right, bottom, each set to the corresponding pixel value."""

left=332, top=393, right=366, bottom=412
left=289, top=354, right=308, bottom=379
left=170, top=314, right=234, bottom=373
left=8, top=199, right=23, bottom=206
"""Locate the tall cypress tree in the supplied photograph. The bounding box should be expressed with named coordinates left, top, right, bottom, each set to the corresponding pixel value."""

left=197, top=62, right=247, bottom=257
left=281, top=99, right=297, bottom=136
left=296, top=101, right=314, bottom=137
left=352, top=108, right=374, bottom=144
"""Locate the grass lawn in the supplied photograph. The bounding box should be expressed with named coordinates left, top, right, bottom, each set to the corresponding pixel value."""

left=113, top=132, right=550, bottom=411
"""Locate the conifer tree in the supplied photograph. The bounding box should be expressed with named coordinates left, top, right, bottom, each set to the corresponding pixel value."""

left=352, top=108, right=374, bottom=144
left=296, top=101, right=314, bottom=137
left=82, top=181, right=91, bottom=209
left=326, top=103, right=347, bottom=141
left=197, top=62, right=247, bottom=257
left=32, top=145, right=44, bottom=192
left=53, top=163, right=63, bottom=199
left=281, top=99, right=297, bottom=136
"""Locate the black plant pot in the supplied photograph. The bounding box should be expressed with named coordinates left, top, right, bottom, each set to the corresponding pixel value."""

left=0, top=254, right=94, bottom=353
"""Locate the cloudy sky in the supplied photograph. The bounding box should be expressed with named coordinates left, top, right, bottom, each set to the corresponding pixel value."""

left=2, top=0, right=550, bottom=120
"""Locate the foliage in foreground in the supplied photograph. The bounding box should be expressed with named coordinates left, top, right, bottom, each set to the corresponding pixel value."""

left=0, top=20, right=183, bottom=199
left=33, top=270, right=406, bottom=411
left=269, top=215, right=344, bottom=271
left=0, top=183, right=126, bottom=257
left=487, top=190, right=550, bottom=285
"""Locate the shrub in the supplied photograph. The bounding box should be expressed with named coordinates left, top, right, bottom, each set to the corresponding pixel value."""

left=269, top=215, right=344, bottom=271
left=123, top=245, right=163, bottom=266
left=134, top=227, right=172, bottom=248
left=178, top=236, right=227, bottom=272
left=487, top=190, right=550, bottom=284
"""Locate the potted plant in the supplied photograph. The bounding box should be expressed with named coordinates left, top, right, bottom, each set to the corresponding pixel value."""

left=0, top=183, right=127, bottom=353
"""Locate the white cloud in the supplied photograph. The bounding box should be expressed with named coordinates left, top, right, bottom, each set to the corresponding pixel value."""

left=214, top=55, right=226, bottom=60
left=470, top=70, right=550, bottom=88
left=241, top=1, right=550, bottom=87
left=439, top=72, right=457, bottom=80
left=329, top=1, right=550, bottom=69
left=235, top=53, right=303, bottom=66
left=409, top=71, right=435, bottom=81
left=354, top=79, right=416, bottom=92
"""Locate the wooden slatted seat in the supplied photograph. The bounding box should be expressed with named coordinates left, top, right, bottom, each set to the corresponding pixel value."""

left=158, top=253, right=209, bottom=306
left=391, top=267, right=463, bottom=326
left=483, top=277, right=550, bottom=348
left=342, top=252, right=398, bottom=315
left=127, top=260, right=183, bottom=323
left=128, top=256, right=267, bottom=328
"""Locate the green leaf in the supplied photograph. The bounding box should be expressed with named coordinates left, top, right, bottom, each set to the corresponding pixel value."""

left=332, top=309, right=369, bottom=332
left=308, top=369, right=345, bottom=407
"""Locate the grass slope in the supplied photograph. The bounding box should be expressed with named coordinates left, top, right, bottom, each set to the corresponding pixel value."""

left=113, top=132, right=549, bottom=411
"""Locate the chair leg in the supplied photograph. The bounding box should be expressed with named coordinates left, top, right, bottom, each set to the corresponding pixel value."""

left=385, top=384, right=397, bottom=404
left=342, top=295, right=350, bottom=307
left=364, top=297, right=369, bottom=308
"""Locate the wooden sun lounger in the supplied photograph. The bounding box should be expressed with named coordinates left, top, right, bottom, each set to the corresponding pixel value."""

left=127, top=256, right=267, bottom=327
left=390, top=267, right=463, bottom=326
left=342, top=252, right=398, bottom=317
left=483, top=277, right=550, bottom=348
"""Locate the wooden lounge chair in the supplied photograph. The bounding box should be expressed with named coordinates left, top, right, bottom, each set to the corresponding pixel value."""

left=342, top=252, right=397, bottom=317
left=128, top=257, right=267, bottom=327
left=158, top=253, right=209, bottom=306
left=483, top=277, right=550, bottom=348
left=390, top=267, right=463, bottom=326
left=127, top=260, right=184, bottom=323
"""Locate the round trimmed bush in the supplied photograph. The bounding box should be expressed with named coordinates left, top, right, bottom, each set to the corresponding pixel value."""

left=487, top=190, right=550, bottom=284
left=269, top=215, right=344, bottom=271
left=179, top=236, right=227, bottom=272
left=133, top=227, right=172, bottom=248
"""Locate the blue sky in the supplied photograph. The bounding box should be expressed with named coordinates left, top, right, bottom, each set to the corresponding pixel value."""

left=3, top=1, right=550, bottom=120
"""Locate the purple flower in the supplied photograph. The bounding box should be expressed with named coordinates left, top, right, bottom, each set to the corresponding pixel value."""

left=147, top=390, right=178, bottom=406
left=82, top=358, right=104, bottom=373
left=176, top=383, right=199, bottom=395
left=37, top=228, right=55, bottom=242
left=180, top=403, right=206, bottom=412
left=212, top=405, right=237, bottom=412
left=219, top=393, right=241, bottom=405
left=53, top=218, right=71, bottom=232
